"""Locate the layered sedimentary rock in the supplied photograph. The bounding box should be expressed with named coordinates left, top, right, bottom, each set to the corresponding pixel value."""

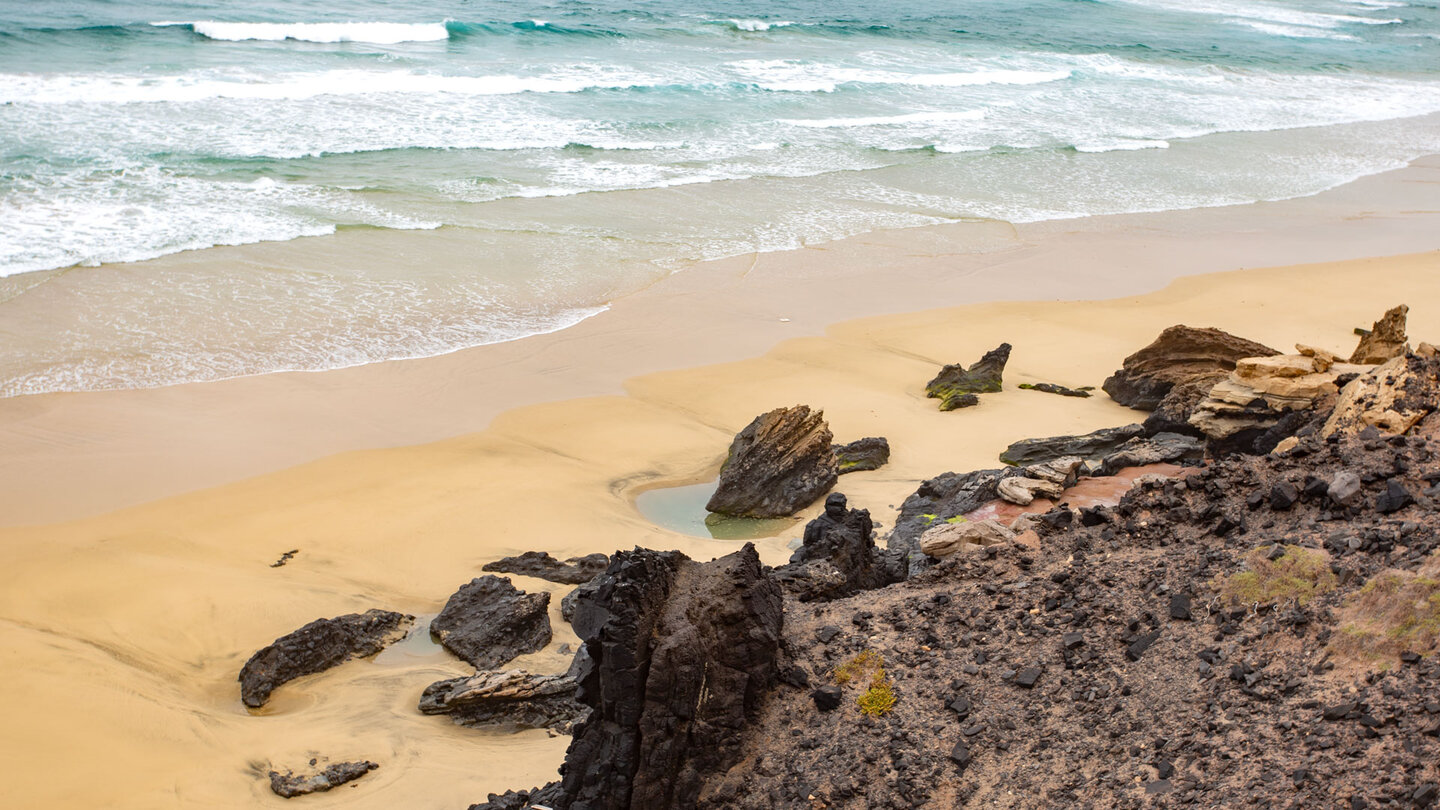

left=419, top=669, right=586, bottom=732
left=1188, top=351, right=1370, bottom=452
left=706, top=405, right=837, bottom=518
left=557, top=544, right=783, bottom=809
left=239, top=609, right=413, bottom=708
left=918, top=518, right=1016, bottom=557
left=926, top=343, right=1012, bottom=411
left=1102, top=326, right=1278, bottom=424
left=431, top=576, right=551, bottom=670
left=1000, top=424, right=1147, bottom=467
left=269, top=761, right=379, bottom=798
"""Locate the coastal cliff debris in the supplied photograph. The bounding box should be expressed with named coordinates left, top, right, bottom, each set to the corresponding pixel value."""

left=431, top=576, right=551, bottom=670
left=481, top=551, right=609, bottom=585
left=555, top=543, right=782, bottom=810
left=1091, top=432, right=1204, bottom=476
left=833, top=436, right=890, bottom=474
left=772, top=492, right=905, bottom=601
left=1102, top=325, right=1278, bottom=433
left=887, top=466, right=1029, bottom=576
left=419, top=669, right=587, bottom=732
left=705, top=405, right=837, bottom=518
left=995, top=456, right=1082, bottom=506
left=1187, top=351, right=1371, bottom=453
left=699, top=411, right=1440, bottom=809
left=1018, top=382, right=1092, bottom=398
left=1322, top=354, right=1440, bottom=439
left=239, top=609, right=414, bottom=708
left=926, top=342, right=1011, bottom=410
left=268, top=760, right=378, bottom=798
left=1350, top=304, right=1410, bottom=365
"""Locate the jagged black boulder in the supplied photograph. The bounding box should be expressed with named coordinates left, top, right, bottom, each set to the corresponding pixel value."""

left=431, top=576, right=551, bottom=670
left=926, top=343, right=1011, bottom=411
left=833, top=437, right=890, bottom=474
left=239, top=609, right=413, bottom=708
left=706, top=405, right=837, bottom=518
left=556, top=544, right=783, bottom=809
left=772, top=492, right=904, bottom=600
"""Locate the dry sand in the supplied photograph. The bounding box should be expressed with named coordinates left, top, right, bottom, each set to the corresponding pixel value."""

left=1, top=157, right=1439, bottom=808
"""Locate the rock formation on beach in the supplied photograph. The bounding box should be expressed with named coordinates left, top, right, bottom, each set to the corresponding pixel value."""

left=482, top=551, right=610, bottom=585
left=926, top=343, right=1012, bottom=411
left=833, top=436, right=890, bottom=474
left=269, top=761, right=379, bottom=798
left=772, top=492, right=905, bottom=601
left=420, top=669, right=587, bottom=732
left=1350, top=304, right=1411, bottom=365
left=431, top=576, right=551, bottom=670
left=239, top=609, right=413, bottom=708
left=1102, top=325, right=1278, bottom=434
left=706, top=405, right=838, bottom=518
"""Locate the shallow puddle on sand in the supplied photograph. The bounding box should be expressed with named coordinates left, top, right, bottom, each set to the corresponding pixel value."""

left=373, top=615, right=450, bottom=667
left=634, top=481, right=800, bottom=541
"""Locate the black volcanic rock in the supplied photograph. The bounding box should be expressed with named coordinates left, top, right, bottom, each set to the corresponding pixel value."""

left=557, top=544, right=782, bottom=809
left=419, top=670, right=586, bottom=732
left=999, top=424, right=1146, bottom=466
left=239, top=609, right=413, bottom=708
left=482, top=551, right=609, bottom=585
left=926, top=343, right=1011, bottom=411
left=431, top=576, right=551, bottom=670
left=269, top=761, right=378, bottom=798
left=1376, top=480, right=1415, bottom=514
left=813, top=686, right=843, bottom=711
left=772, top=493, right=904, bottom=601
left=833, top=437, right=891, bottom=475
left=706, top=405, right=837, bottom=518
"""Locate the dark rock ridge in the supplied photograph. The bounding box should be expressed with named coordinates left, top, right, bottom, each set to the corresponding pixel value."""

left=1102, top=325, right=1278, bottom=416
left=926, top=343, right=1011, bottom=411
left=1018, top=382, right=1091, bottom=398
left=239, top=609, right=413, bottom=708
left=834, top=437, right=890, bottom=474
left=706, top=405, right=837, bottom=518
left=1093, top=432, right=1205, bottom=476
left=540, top=543, right=783, bottom=809
left=481, top=551, right=609, bottom=585
left=269, top=761, right=378, bottom=798
left=1000, top=424, right=1146, bottom=466
left=419, top=669, right=586, bottom=732
left=772, top=492, right=905, bottom=601
left=431, top=576, right=551, bottom=670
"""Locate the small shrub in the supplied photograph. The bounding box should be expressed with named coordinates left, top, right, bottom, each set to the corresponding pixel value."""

left=1216, top=545, right=1336, bottom=606
left=832, top=649, right=897, bottom=716
left=1332, top=557, right=1440, bottom=663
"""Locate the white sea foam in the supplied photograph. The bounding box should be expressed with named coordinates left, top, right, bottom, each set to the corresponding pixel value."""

left=728, top=19, right=795, bottom=32
left=782, top=110, right=986, bottom=128
left=1233, top=20, right=1360, bottom=40
left=171, top=21, right=452, bottom=44
left=1107, top=0, right=1400, bottom=30
left=1074, top=139, right=1171, bottom=152
left=0, top=69, right=655, bottom=105
left=731, top=60, right=1071, bottom=93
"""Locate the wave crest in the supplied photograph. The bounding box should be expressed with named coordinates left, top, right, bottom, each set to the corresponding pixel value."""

left=161, top=21, right=452, bottom=44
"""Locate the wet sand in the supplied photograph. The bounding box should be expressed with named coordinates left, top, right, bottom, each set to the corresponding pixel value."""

left=1, top=157, right=1439, bottom=808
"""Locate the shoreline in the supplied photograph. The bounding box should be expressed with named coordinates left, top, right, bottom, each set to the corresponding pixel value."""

left=1, top=231, right=1439, bottom=803
left=2, top=153, right=1439, bottom=527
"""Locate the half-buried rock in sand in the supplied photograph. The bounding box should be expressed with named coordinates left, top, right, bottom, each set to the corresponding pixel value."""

left=239, top=609, right=414, bottom=708
left=430, top=575, right=551, bottom=670
left=706, top=405, right=837, bottom=518
left=925, top=342, right=1011, bottom=411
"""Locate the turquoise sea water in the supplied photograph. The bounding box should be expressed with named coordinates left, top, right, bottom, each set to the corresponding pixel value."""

left=2, top=0, right=1439, bottom=394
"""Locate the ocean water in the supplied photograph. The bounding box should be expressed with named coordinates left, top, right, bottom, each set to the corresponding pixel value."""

left=2, top=0, right=1439, bottom=395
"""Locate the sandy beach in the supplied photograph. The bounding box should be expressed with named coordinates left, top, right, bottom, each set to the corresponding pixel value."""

left=1, top=155, right=1439, bottom=808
